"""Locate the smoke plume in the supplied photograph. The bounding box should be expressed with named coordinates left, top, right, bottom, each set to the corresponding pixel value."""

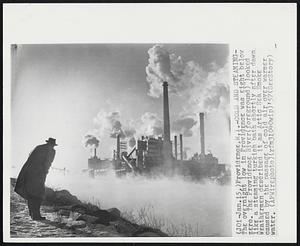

left=107, top=112, right=124, bottom=138
left=84, top=134, right=100, bottom=148
left=145, top=45, right=230, bottom=114
left=135, top=112, right=163, bottom=137
left=123, top=128, right=136, bottom=139
left=171, top=116, right=197, bottom=137
left=128, top=137, right=136, bottom=148
left=93, top=111, right=135, bottom=139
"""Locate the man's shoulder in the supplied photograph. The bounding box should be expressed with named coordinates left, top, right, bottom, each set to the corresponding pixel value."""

left=35, top=143, right=55, bottom=153
left=34, top=144, right=52, bottom=153
left=36, top=144, right=47, bottom=149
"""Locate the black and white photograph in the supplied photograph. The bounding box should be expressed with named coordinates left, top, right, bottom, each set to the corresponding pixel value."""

left=10, top=43, right=231, bottom=238
left=3, top=3, right=296, bottom=244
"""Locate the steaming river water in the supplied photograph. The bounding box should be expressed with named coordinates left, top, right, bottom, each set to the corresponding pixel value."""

left=12, top=168, right=231, bottom=237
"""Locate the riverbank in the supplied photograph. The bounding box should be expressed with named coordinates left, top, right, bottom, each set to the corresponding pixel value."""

left=10, top=178, right=168, bottom=238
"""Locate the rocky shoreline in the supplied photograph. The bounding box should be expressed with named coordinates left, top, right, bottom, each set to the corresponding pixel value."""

left=10, top=178, right=168, bottom=238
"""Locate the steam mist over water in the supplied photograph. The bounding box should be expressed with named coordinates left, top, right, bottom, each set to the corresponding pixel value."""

left=39, top=170, right=232, bottom=236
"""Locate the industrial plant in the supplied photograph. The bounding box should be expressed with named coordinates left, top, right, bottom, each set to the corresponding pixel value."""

left=86, top=81, right=230, bottom=183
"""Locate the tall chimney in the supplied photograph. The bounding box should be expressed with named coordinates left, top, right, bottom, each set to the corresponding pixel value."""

left=180, top=134, right=183, bottom=161
left=117, top=134, right=120, bottom=159
left=162, top=82, right=172, bottom=170
left=163, top=82, right=171, bottom=142
left=94, top=148, right=97, bottom=158
left=174, top=135, right=177, bottom=160
left=199, top=112, right=205, bottom=155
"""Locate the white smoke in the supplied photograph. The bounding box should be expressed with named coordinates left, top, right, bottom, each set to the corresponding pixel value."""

left=187, top=62, right=230, bottom=115
left=145, top=45, right=175, bottom=97
left=145, top=45, right=230, bottom=115
left=93, top=111, right=135, bottom=139
left=130, top=112, right=198, bottom=139
left=87, top=110, right=163, bottom=150
left=90, top=110, right=198, bottom=142
left=134, top=112, right=163, bottom=137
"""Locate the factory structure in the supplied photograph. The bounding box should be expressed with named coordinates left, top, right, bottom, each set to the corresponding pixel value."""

left=87, top=148, right=111, bottom=178
left=86, top=81, right=230, bottom=182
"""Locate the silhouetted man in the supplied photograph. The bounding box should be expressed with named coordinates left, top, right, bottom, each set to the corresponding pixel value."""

left=15, top=138, right=57, bottom=220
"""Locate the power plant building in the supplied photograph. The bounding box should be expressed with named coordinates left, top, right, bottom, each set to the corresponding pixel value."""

left=87, top=80, right=229, bottom=182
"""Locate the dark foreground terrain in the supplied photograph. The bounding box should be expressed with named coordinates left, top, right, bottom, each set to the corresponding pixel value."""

left=10, top=178, right=168, bottom=238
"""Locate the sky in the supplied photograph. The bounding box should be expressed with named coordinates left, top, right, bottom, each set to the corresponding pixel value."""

left=11, top=44, right=230, bottom=171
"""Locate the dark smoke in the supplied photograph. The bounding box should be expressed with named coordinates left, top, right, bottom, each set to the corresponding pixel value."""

left=171, top=117, right=197, bottom=137
left=128, top=137, right=136, bottom=148
left=84, top=134, right=100, bottom=148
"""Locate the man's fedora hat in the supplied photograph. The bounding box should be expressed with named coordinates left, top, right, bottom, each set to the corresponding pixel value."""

left=46, top=137, right=58, bottom=146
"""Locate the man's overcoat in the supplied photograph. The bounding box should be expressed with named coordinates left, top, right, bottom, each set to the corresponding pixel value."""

left=15, top=144, right=55, bottom=199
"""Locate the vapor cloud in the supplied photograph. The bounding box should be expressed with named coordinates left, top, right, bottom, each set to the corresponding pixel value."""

left=93, top=111, right=135, bottom=139
left=171, top=116, right=197, bottom=137
left=135, top=112, right=163, bottom=137
left=87, top=110, right=164, bottom=150
left=145, top=45, right=230, bottom=114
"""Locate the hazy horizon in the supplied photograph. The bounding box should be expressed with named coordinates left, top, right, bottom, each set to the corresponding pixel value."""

left=11, top=43, right=230, bottom=172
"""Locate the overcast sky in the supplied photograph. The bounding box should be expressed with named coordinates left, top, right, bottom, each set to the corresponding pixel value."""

left=11, top=43, right=230, bottom=171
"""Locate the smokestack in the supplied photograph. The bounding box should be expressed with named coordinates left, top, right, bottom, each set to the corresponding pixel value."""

left=163, top=82, right=171, bottom=142
left=199, top=112, right=205, bottom=155
left=94, top=148, right=97, bottom=158
left=117, top=134, right=120, bottom=159
left=162, top=82, right=172, bottom=170
left=180, top=134, right=183, bottom=161
left=174, top=135, right=177, bottom=160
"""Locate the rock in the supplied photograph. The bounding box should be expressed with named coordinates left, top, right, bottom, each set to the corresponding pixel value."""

left=132, top=226, right=168, bottom=237
left=53, top=216, right=72, bottom=224
left=69, top=211, right=82, bottom=221
left=71, top=204, right=88, bottom=214
left=85, top=203, right=100, bottom=213
left=110, top=219, right=139, bottom=236
left=65, top=220, right=86, bottom=229
left=92, top=210, right=113, bottom=226
left=107, top=208, right=121, bottom=218
left=57, top=209, right=70, bottom=217
left=77, top=214, right=99, bottom=224
left=71, top=205, right=113, bottom=225
left=53, top=205, right=73, bottom=212
left=54, top=190, right=81, bottom=206
left=93, top=223, right=116, bottom=231
left=91, top=224, right=121, bottom=237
